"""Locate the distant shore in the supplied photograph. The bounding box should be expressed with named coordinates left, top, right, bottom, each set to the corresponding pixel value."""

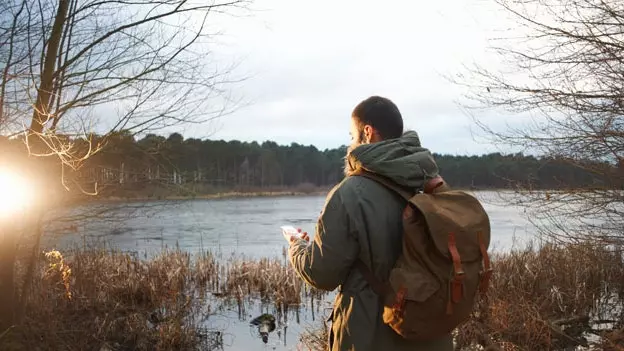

left=63, top=187, right=331, bottom=206
left=66, top=186, right=518, bottom=206
left=96, top=190, right=329, bottom=203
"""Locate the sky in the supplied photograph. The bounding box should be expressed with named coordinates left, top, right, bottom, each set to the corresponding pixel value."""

left=171, top=0, right=517, bottom=155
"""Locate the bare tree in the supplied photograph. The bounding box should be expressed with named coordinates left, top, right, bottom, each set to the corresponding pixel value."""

left=0, top=0, right=249, bottom=331
left=456, top=0, right=624, bottom=245
left=1, top=0, right=247, bottom=165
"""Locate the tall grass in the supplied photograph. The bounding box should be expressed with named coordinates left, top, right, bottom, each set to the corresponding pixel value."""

left=0, top=248, right=327, bottom=351
left=2, top=241, right=622, bottom=350
left=457, top=241, right=624, bottom=350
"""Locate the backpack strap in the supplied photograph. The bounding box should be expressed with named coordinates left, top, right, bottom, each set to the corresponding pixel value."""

left=353, top=170, right=446, bottom=198
left=351, top=170, right=409, bottom=297
left=447, top=232, right=465, bottom=314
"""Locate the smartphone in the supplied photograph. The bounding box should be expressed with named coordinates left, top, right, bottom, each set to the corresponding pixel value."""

left=280, top=225, right=300, bottom=240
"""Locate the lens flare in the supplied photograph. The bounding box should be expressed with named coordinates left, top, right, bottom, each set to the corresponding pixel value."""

left=0, top=168, right=34, bottom=217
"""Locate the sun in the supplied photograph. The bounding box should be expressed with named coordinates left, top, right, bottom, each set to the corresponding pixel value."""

left=0, top=168, right=35, bottom=217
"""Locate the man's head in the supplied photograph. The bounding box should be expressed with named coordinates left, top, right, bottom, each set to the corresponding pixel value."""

left=350, top=96, right=404, bottom=147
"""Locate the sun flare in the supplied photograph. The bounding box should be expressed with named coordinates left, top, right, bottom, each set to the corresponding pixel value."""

left=0, top=168, right=34, bottom=217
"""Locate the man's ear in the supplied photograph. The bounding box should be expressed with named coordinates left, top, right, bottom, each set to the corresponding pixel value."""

left=363, top=125, right=374, bottom=143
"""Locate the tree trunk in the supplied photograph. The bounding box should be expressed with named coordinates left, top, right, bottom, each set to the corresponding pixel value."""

left=0, top=226, right=18, bottom=331
left=29, top=0, right=69, bottom=134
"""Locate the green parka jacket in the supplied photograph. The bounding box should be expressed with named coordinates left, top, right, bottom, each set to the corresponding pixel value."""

left=289, top=131, right=454, bottom=351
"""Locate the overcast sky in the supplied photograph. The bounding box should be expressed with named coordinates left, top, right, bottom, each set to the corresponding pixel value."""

left=174, top=0, right=516, bottom=155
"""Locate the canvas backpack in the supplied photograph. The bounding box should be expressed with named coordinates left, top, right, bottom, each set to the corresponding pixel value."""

left=353, top=170, right=492, bottom=341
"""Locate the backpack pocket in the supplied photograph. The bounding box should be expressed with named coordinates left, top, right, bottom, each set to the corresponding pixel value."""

left=387, top=265, right=439, bottom=302
left=383, top=264, right=446, bottom=340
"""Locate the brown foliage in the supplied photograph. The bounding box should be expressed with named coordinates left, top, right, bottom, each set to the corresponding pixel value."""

left=299, top=321, right=329, bottom=351
left=456, top=241, right=624, bottom=350
left=0, top=248, right=327, bottom=351
left=601, top=328, right=624, bottom=351
left=3, top=249, right=208, bottom=351
left=226, top=258, right=303, bottom=307
left=2, top=241, right=622, bottom=350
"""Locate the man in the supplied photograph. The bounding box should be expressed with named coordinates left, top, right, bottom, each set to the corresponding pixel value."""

left=288, top=96, right=453, bottom=351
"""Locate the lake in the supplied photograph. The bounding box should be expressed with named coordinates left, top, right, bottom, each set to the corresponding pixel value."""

left=44, top=191, right=536, bottom=258
left=42, top=191, right=538, bottom=350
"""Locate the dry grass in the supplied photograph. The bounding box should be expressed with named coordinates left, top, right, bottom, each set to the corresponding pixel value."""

left=3, top=241, right=622, bottom=351
left=2, top=249, right=210, bottom=351
left=299, top=321, right=329, bottom=350
left=0, top=248, right=328, bottom=351
left=456, top=241, right=624, bottom=350
left=217, top=256, right=326, bottom=324
left=225, top=258, right=303, bottom=306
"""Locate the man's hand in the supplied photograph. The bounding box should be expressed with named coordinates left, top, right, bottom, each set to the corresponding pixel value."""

left=290, top=228, right=310, bottom=243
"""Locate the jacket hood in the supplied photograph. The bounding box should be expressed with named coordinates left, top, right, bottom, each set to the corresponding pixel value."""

left=344, top=130, right=439, bottom=189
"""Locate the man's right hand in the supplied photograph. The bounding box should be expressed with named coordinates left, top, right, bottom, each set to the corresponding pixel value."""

left=290, top=228, right=310, bottom=243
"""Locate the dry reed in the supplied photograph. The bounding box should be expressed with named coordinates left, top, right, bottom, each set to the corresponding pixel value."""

left=457, top=241, right=624, bottom=350
left=3, top=241, right=621, bottom=351
left=0, top=247, right=329, bottom=351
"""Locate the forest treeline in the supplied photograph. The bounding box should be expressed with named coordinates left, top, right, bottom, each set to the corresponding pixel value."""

left=0, top=131, right=616, bottom=197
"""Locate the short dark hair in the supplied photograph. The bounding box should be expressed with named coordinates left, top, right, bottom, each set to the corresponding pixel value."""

left=352, top=96, right=403, bottom=140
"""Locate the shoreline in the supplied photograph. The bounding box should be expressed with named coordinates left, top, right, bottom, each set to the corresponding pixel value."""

left=70, top=189, right=331, bottom=205
left=71, top=187, right=517, bottom=205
